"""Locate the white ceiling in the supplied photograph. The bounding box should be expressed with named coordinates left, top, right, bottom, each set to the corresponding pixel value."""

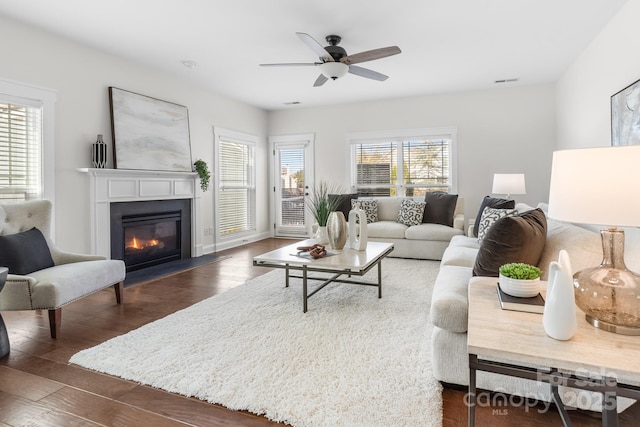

left=0, top=0, right=629, bottom=111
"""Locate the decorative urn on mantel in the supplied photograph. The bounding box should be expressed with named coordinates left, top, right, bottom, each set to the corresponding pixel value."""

left=91, top=134, right=108, bottom=168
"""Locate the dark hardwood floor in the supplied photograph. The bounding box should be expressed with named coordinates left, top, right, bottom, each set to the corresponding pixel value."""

left=0, top=238, right=637, bottom=426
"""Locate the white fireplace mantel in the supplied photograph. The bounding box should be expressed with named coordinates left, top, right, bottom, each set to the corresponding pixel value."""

left=78, top=168, right=202, bottom=259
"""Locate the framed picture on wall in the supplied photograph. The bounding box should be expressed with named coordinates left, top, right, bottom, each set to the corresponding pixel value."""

left=611, top=78, right=640, bottom=146
left=109, top=87, right=193, bottom=171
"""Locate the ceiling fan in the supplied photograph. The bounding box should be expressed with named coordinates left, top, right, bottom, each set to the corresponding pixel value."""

left=260, top=32, right=401, bottom=87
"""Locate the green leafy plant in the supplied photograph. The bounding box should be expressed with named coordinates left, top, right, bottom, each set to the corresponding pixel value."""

left=193, top=159, right=210, bottom=192
left=305, top=181, right=344, bottom=226
left=499, top=263, right=542, bottom=280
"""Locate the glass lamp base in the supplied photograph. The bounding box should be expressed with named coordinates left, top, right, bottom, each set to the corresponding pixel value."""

left=585, top=314, right=640, bottom=335
left=574, top=228, right=640, bottom=334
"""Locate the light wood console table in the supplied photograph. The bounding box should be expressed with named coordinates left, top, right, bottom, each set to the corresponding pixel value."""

left=467, top=276, right=640, bottom=427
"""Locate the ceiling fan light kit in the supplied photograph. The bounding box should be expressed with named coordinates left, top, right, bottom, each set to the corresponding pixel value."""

left=320, top=62, right=348, bottom=80
left=260, top=32, right=401, bottom=87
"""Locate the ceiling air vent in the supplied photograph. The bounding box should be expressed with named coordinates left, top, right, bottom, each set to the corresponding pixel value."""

left=495, top=78, right=519, bottom=84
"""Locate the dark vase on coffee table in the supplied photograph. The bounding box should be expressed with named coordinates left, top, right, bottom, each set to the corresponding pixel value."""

left=0, top=267, right=9, bottom=358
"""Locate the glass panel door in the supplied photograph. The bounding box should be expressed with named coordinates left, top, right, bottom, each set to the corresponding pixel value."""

left=272, top=136, right=314, bottom=237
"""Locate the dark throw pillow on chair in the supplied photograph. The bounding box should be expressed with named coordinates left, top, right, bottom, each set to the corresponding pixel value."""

left=472, top=196, right=516, bottom=237
left=422, top=192, right=459, bottom=227
left=0, top=227, right=54, bottom=275
left=472, top=208, right=547, bottom=277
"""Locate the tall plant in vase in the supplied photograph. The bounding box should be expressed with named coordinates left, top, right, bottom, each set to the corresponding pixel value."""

left=306, top=181, right=343, bottom=244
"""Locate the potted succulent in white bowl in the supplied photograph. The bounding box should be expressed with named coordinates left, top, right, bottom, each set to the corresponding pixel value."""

left=498, top=263, right=542, bottom=298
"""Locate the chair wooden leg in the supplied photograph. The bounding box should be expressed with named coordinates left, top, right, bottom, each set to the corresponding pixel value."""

left=48, top=308, right=61, bottom=339
left=114, top=281, right=124, bottom=304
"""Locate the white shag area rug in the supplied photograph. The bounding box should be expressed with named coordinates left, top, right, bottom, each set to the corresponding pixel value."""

left=70, top=258, right=443, bottom=427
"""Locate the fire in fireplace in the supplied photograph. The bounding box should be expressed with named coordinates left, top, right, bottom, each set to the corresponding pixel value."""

left=111, top=200, right=191, bottom=272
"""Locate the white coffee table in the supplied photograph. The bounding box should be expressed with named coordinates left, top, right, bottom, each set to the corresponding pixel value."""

left=253, top=240, right=394, bottom=312
left=467, top=276, right=640, bottom=427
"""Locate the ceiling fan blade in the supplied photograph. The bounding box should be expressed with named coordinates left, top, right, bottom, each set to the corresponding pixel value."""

left=260, top=62, right=320, bottom=67
left=313, top=74, right=329, bottom=87
left=348, top=65, right=388, bottom=81
left=341, top=46, right=401, bottom=65
left=296, top=32, right=335, bottom=62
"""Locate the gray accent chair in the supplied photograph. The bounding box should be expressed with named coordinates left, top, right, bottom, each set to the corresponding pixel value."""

left=0, top=200, right=125, bottom=338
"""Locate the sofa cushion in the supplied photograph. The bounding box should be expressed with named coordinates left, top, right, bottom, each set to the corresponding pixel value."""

left=397, top=198, right=426, bottom=226
left=448, top=235, right=481, bottom=249
left=328, top=193, right=358, bottom=219
left=477, top=207, right=517, bottom=242
left=0, top=227, right=55, bottom=275
left=473, top=196, right=515, bottom=237
left=29, top=259, right=125, bottom=309
left=537, top=218, right=602, bottom=280
left=405, top=223, right=463, bottom=241
left=351, top=199, right=378, bottom=223
left=441, top=245, right=478, bottom=268
left=472, top=208, right=547, bottom=277
left=366, top=220, right=407, bottom=239
left=431, top=265, right=473, bottom=333
left=423, top=192, right=458, bottom=227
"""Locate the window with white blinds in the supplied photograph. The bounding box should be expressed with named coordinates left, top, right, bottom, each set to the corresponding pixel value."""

left=215, top=129, right=256, bottom=238
left=0, top=100, right=43, bottom=201
left=349, top=127, right=456, bottom=197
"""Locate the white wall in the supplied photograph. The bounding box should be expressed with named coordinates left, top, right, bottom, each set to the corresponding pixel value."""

left=1, top=11, right=570, bottom=251
left=557, top=0, right=640, bottom=149
left=0, top=15, right=269, bottom=254
left=268, top=85, right=557, bottom=223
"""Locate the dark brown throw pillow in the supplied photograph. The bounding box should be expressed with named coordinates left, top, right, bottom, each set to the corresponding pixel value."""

left=422, top=192, right=458, bottom=226
left=328, top=193, right=359, bottom=219
left=0, top=227, right=54, bottom=275
left=472, top=196, right=515, bottom=237
left=472, top=208, right=547, bottom=277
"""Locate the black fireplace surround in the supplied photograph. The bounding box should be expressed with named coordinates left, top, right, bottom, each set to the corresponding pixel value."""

left=110, top=199, right=191, bottom=272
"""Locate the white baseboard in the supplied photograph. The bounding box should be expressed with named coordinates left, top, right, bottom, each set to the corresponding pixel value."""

left=210, top=231, right=272, bottom=253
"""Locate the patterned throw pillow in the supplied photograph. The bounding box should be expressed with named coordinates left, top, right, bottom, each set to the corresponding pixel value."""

left=397, top=198, right=427, bottom=226
left=477, top=206, right=516, bottom=242
left=351, top=199, right=378, bottom=224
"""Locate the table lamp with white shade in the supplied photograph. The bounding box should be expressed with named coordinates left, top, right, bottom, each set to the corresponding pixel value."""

left=548, top=146, right=640, bottom=335
left=492, top=173, right=526, bottom=199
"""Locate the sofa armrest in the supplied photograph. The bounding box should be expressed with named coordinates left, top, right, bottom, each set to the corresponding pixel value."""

left=50, top=249, right=106, bottom=265
left=0, top=274, right=37, bottom=310
left=466, top=219, right=476, bottom=237
left=453, top=213, right=465, bottom=231
left=430, top=265, right=473, bottom=333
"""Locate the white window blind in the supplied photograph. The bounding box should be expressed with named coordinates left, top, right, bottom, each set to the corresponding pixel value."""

left=350, top=128, right=456, bottom=197
left=218, top=138, right=255, bottom=236
left=0, top=101, right=42, bottom=201
left=402, top=139, right=451, bottom=193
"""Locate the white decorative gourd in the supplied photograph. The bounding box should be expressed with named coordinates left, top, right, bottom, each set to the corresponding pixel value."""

left=348, top=208, right=368, bottom=251
left=543, top=249, right=577, bottom=340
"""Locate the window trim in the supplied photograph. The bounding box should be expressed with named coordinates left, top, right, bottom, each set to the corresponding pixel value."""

left=213, top=127, right=257, bottom=241
left=0, top=78, right=56, bottom=204
left=346, top=126, right=458, bottom=195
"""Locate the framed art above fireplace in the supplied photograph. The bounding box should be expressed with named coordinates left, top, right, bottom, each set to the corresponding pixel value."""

left=109, top=87, right=193, bottom=171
